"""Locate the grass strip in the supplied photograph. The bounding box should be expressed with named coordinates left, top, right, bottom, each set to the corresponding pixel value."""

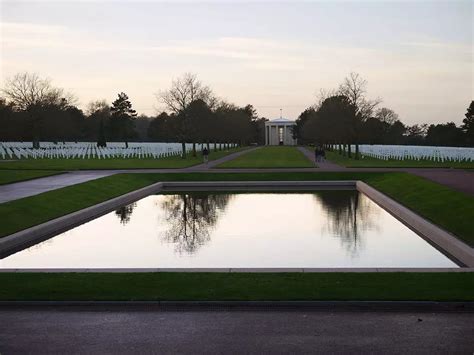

left=0, top=272, right=472, bottom=301
left=218, top=146, right=314, bottom=168
left=326, top=151, right=474, bottom=169
left=0, top=170, right=64, bottom=185
left=0, top=147, right=244, bottom=170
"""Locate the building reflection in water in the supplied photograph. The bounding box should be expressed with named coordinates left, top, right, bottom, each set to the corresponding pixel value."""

left=314, top=191, right=380, bottom=256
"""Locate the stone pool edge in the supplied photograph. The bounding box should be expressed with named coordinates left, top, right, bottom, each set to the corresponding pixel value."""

left=0, top=267, right=472, bottom=273
left=357, top=181, right=474, bottom=268
left=1, top=180, right=473, bottom=270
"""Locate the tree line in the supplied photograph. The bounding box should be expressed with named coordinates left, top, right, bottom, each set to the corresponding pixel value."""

left=0, top=72, right=266, bottom=157
left=2, top=71, right=472, bottom=157
left=295, top=73, right=474, bottom=158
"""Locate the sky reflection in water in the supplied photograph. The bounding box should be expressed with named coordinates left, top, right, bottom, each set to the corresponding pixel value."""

left=0, top=191, right=458, bottom=268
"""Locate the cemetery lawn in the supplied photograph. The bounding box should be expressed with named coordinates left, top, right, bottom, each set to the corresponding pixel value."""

left=0, top=272, right=472, bottom=301
left=0, top=172, right=473, bottom=247
left=217, top=146, right=314, bottom=168
left=0, top=147, right=244, bottom=170
left=326, top=151, right=474, bottom=169
left=0, top=170, right=63, bottom=185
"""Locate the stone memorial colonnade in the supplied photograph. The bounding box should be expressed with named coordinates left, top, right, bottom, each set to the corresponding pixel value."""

left=264, top=118, right=297, bottom=146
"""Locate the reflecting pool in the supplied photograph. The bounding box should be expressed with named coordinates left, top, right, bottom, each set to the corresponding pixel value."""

left=0, top=191, right=458, bottom=268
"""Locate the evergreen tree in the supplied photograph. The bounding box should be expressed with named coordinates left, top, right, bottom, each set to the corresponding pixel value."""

left=109, top=92, right=137, bottom=146
left=462, top=101, right=474, bottom=146
left=97, top=118, right=107, bottom=147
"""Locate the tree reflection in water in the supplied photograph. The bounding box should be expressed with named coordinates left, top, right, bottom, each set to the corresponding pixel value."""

left=115, top=202, right=137, bottom=225
left=315, top=191, right=380, bottom=256
left=159, top=193, right=232, bottom=255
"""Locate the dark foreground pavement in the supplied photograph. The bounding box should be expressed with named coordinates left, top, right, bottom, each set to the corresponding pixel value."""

left=1, top=307, right=473, bottom=354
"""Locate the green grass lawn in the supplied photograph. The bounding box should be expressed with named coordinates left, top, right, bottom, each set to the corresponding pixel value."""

left=0, top=272, right=472, bottom=301
left=0, top=170, right=64, bottom=185
left=365, top=173, right=474, bottom=246
left=217, top=146, right=314, bottom=168
left=0, top=147, right=243, bottom=170
left=1, top=171, right=473, bottom=247
left=326, top=151, right=474, bottom=168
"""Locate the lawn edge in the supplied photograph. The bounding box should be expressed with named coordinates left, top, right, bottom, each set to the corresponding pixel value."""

left=0, top=300, right=472, bottom=311
left=0, top=171, right=66, bottom=185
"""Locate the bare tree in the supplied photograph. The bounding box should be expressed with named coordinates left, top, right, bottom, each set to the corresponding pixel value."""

left=338, top=72, right=381, bottom=158
left=2, top=72, right=74, bottom=110
left=156, top=73, right=217, bottom=157
left=375, top=107, right=399, bottom=125
left=2, top=72, right=76, bottom=147
left=314, top=88, right=338, bottom=110
left=338, top=72, right=380, bottom=119
left=86, top=99, right=109, bottom=116
left=156, top=73, right=216, bottom=114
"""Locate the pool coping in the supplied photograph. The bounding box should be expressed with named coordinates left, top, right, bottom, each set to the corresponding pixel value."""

left=1, top=180, right=473, bottom=271
left=0, top=267, right=472, bottom=273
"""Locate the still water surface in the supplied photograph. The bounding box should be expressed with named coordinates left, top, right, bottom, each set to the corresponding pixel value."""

left=0, top=191, right=457, bottom=268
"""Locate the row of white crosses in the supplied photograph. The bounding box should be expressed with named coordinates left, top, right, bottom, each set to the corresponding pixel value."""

left=335, top=144, right=474, bottom=162
left=0, top=142, right=235, bottom=160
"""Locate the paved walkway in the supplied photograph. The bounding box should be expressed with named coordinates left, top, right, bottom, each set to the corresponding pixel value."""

left=297, top=146, right=344, bottom=170
left=0, top=306, right=472, bottom=354
left=185, top=146, right=260, bottom=170
left=407, top=168, right=474, bottom=196
left=0, top=171, right=115, bottom=204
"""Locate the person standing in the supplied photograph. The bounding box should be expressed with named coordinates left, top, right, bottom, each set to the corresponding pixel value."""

left=314, top=146, right=320, bottom=162
left=202, top=146, right=209, bottom=164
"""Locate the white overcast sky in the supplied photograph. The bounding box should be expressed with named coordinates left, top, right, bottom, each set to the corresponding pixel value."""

left=0, top=0, right=472, bottom=124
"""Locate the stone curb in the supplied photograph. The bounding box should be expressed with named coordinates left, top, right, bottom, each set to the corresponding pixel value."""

left=0, top=301, right=472, bottom=312
left=163, top=181, right=356, bottom=186
left=161, top=180, right=356, bottom=191
left=357, top=181, right=474, bottom=267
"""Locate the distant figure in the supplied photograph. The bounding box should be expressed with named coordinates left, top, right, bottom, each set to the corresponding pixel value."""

left=202, top=147, right=209, bottom=164
left=314, top=146, right=325, bottom=162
